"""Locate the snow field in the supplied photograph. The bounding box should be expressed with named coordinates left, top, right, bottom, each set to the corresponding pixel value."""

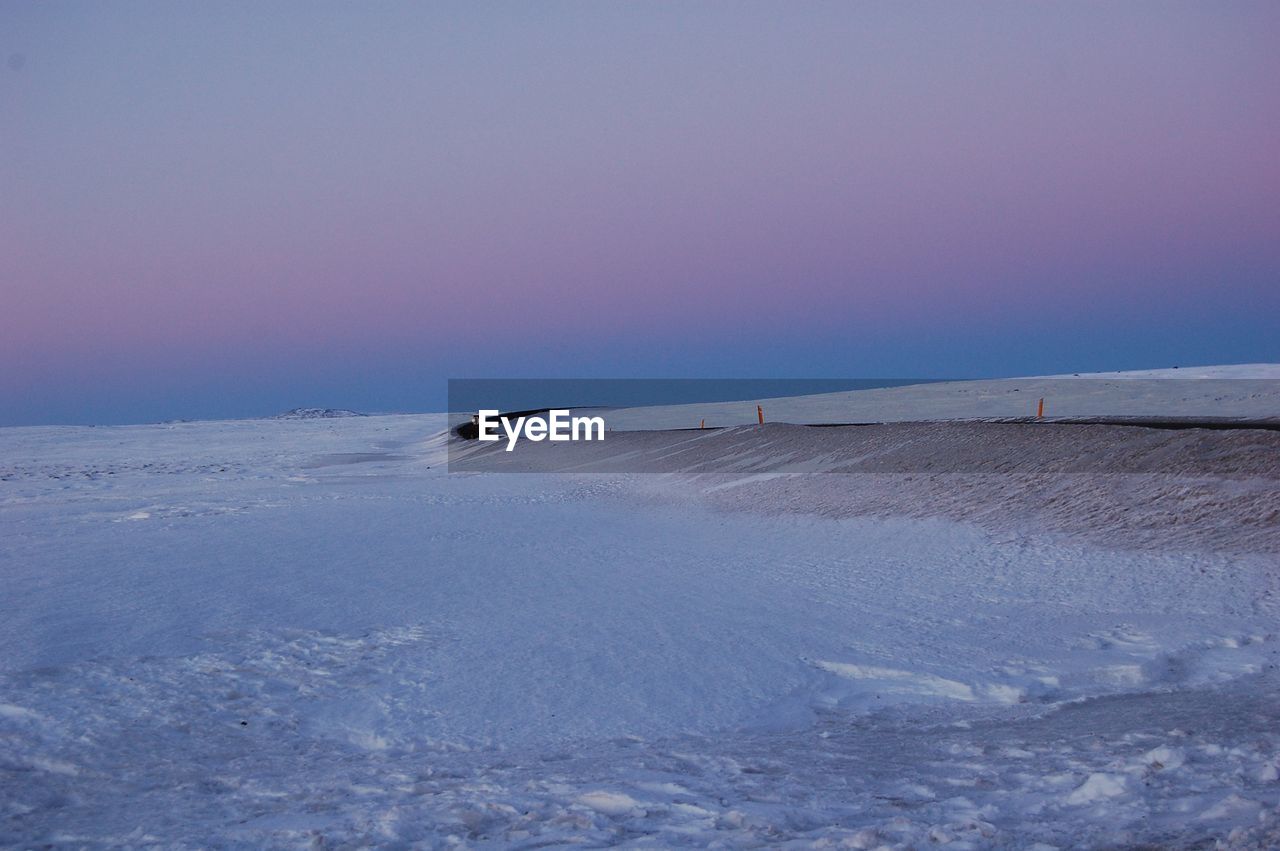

left=2, top=385, right=1279, bottom=847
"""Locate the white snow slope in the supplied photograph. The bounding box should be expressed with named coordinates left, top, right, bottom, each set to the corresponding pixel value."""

left=2, top=374, right=1279, bottom=848
left=601, top=364, right=1280, bottom=430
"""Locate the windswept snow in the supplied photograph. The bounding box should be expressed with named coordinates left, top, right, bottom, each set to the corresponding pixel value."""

left=600, top=366, right=1280, bottom=430
left=2, top=385, right=1279, bottom=847
left=1046, top=364, right=1280, bottom=379
left=454, top=419, right=1280, bottom=554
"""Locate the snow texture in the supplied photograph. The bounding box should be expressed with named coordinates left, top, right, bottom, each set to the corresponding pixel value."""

left=2, top=370, right=1279, bottom=847
left=600, top=366, right=1280, bottom=430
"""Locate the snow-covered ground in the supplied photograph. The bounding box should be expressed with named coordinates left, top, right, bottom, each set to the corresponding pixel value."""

left=600, top=364, right=1280, bottom=430
left=3, top=373, right=1279, bottom=847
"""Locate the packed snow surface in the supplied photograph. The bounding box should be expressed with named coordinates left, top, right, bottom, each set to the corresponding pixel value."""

left=3, top=374, right=1280, bottom=847
left=600, top=364, right=1280, bottom=430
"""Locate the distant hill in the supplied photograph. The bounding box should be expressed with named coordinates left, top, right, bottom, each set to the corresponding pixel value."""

left=273, top=408, right=366, bottom=420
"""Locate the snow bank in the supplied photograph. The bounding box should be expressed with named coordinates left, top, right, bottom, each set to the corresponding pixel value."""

left=454, top=419, right=1280, bottom=553
left=599, top=367, right=1280, bottom=430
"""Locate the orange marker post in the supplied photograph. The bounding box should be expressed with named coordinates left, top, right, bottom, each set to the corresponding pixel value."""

left=757, top=404, right=764, bottom=425
left=1037, top=397, right=1044, bottom=418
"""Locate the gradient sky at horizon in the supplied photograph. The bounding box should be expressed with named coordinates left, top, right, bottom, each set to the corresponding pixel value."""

left=3, top=1, right=1278, bottom=425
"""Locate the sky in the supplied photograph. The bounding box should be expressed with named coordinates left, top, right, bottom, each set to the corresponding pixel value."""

left=2, top=1, right=1278, bottom=425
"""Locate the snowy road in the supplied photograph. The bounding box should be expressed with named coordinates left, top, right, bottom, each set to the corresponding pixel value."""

left=2, top=414, right=1278, bottom=847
